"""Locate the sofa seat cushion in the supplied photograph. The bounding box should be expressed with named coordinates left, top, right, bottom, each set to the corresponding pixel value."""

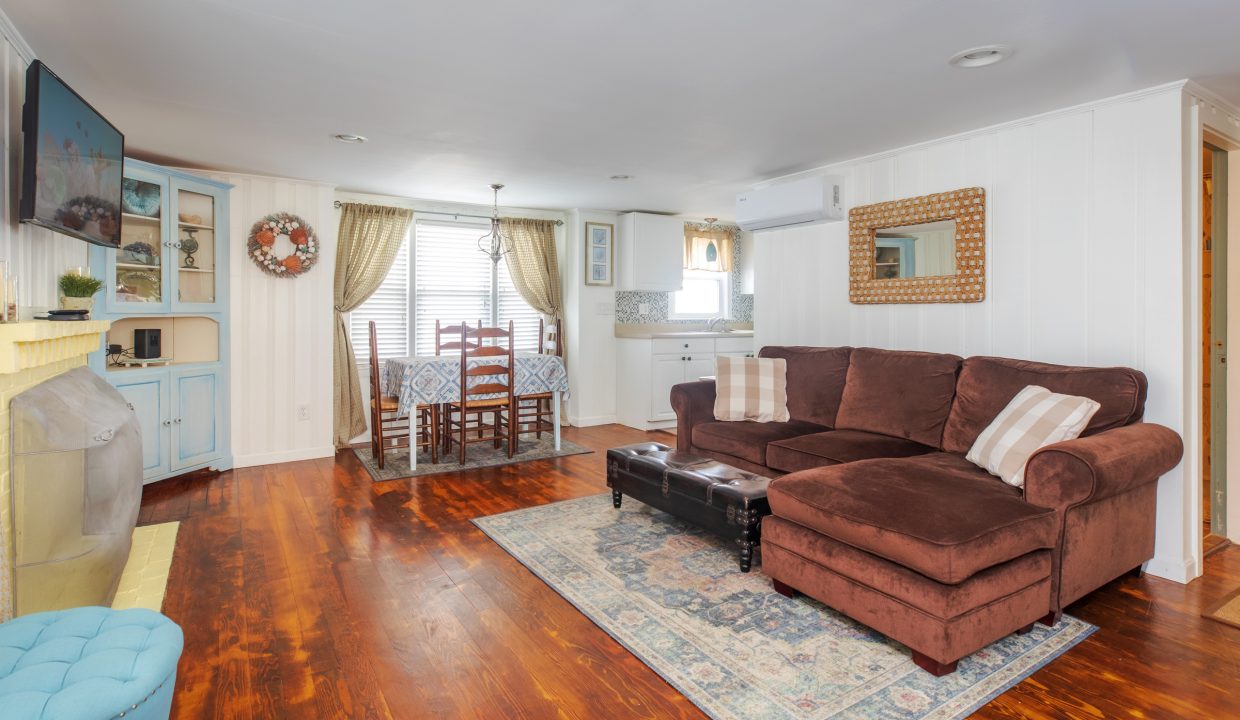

left=835, top=348, right=962, bottom=447
left=762, top=516, right=1052, bottom=620
left=692, top=420, right=828, bottom=468
left=767, top=453, right=1056, bottom=584
left=766, top=430, right=936, bottom=474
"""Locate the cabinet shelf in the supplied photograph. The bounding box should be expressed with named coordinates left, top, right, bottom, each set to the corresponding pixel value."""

left=122, top=212, right=159, bottom=223
left=178, top=221, right=214, bottom=231
left=177, top=267, right=214, bottom=273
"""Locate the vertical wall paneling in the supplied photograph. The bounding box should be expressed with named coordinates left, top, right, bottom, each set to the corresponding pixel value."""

left=753, top=84, right=1194, bottom=582
left=204, top=171, right=336, bottom=467
left=0, top=31, right=88, bottom=312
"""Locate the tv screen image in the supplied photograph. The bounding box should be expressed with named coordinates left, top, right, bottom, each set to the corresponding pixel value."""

left=20, top=60, right=124, bottom=248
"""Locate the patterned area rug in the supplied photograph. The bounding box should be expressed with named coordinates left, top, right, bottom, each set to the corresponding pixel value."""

left=474, top=494, right=1095, bottom=720
left=1203, top=586, right=1240, bottom=630
left=353, top=434, right=592, bottom=481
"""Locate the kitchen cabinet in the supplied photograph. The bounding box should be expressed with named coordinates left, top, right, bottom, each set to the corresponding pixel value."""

left=617, top=335, right=756, bottom=430
left=616, top=212, right=684, bottom=292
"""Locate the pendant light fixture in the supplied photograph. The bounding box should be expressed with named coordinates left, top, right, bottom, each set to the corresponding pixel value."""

left=477, top=183, right=509, bottom=264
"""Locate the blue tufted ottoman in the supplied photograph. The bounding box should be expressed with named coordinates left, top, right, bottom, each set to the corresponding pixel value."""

left=0, top=607, right=183, bottom=720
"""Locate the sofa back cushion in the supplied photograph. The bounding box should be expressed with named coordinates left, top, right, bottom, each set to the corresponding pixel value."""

left=757, top=346, right=853, bottom=427
left=834, top=348, right=963, bottom=446
left=941, top=356, right=1148, bottom=455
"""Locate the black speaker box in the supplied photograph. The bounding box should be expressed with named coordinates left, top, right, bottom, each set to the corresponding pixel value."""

left=134, top=329, right=162, bottom=359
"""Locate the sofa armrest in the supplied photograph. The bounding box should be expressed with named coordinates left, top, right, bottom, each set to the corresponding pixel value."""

left=670, top=380, right=717, bottom=452
left=1023, top=423, right=1183, bottom=510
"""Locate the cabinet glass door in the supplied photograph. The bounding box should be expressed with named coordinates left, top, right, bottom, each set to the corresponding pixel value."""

left=174, top=187, right=218, bottom=307
left=115, top=172, right=168, bottom=310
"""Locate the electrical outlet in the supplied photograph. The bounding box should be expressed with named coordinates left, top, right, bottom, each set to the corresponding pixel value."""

left=638, top=302, right=651, bottom=315
left=596, top=302, right=614, bottom=316
left=297, top=404, right=310, bottom=421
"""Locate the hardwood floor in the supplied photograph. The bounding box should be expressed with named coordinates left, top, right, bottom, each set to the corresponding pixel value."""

left=143, top=425, right=1240, bottom=719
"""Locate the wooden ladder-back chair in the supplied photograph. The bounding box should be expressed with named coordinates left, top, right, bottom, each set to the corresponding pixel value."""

left=368, top=321, right=436, bottom=468
left=444, top=321, right=516, bottom=464
left=435, top=319, right=482, bottom=355
left=516, top=317, right=561, bottom=440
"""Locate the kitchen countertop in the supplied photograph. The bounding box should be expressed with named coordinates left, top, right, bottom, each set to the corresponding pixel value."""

left=613, top=327, right=754, bottom=339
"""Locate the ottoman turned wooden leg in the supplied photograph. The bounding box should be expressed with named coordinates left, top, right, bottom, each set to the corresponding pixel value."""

left=611, top=489, right=622, bottom=508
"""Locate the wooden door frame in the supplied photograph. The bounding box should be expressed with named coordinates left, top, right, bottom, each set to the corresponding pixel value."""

left=1201, top=118, right=1240, bottom=554
left=1206, top=140, right=1229, bottom=536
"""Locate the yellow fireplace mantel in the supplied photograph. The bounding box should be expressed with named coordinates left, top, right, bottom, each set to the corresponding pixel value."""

left=0, top=321, right=111, bottom=374
left=0, top=319, right=110, bottom=620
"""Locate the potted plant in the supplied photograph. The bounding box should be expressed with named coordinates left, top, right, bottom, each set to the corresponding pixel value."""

left=57, top=272, right=104, bottom=311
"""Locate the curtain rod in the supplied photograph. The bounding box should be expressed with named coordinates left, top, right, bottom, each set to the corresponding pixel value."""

left=332, top=200, right=563, bottom=226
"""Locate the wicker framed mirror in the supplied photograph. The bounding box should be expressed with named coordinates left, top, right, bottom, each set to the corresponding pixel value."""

left=848, top=187, right=986, bottom=304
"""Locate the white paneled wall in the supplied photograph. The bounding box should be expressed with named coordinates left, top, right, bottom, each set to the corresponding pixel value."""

left=0, top=22, right=88, bottom=311
left=754, top=86, right=1193, bottom=581
left=203, top=172, right=337, bottom=467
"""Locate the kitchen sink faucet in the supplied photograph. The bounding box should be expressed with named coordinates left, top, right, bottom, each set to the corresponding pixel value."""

left=707, top=316, right=728, bottom=332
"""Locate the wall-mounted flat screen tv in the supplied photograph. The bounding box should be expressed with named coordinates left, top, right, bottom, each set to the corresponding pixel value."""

left=19, top=60, right=124, bottom=248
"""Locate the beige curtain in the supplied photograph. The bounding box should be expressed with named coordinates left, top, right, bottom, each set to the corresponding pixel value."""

left=500, top=218, right=562, bottom=322
left=333, top=203, right=414, bottom=448
left=684, top=227, right=734, bottom=272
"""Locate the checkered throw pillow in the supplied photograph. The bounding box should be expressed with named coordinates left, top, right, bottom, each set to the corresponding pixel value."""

left=713, top=356, right=790, bottom=423
left=966, top=385, right=1101, bottom=488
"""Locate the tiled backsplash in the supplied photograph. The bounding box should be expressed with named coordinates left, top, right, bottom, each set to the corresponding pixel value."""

left=615, top=233, right=753, bottom=324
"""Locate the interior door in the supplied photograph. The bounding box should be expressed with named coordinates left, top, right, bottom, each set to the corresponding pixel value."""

left=1211, top=146, right=1228, bottom=536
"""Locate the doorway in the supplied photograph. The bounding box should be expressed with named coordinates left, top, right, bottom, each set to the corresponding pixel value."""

left=1204, top=141, right=1230, bottom=553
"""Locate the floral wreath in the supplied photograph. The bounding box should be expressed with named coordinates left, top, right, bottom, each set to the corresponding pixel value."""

left=247, top=212, right=319, bottom=277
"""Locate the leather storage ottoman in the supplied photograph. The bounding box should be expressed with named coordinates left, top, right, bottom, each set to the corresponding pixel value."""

left=606, top=442, right=772, bottom=572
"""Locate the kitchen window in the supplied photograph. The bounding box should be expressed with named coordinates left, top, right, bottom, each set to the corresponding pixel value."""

left=669, top=269, right=729, bottom=319
left=349, top=219, right=540, bottom=364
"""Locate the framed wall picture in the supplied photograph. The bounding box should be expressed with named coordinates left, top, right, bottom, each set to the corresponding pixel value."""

left=584, top=221, right=614, bottom=286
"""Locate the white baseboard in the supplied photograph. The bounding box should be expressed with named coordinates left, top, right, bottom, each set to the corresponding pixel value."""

left=1143, top=553, right=1198, bottom=584
left=234, top=445, right=336, bottom=468
left=569, top=414, right=617, bottom=427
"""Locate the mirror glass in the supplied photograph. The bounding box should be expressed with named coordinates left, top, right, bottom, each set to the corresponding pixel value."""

left=873, top=219, right=956, bottom=279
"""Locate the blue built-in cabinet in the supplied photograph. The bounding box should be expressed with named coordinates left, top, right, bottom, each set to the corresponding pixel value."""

left=89, top=159, right=232, bottom=484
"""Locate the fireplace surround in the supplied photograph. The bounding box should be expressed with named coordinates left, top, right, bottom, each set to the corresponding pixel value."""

left=0, top=320, right=111, bottom=619
left=11, top=366, right=142, bottom=614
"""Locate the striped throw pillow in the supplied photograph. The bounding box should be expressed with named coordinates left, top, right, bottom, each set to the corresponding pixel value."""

left=966, top=385, right=1101, bottom=488
left=713, top=356, right=790, bottom=423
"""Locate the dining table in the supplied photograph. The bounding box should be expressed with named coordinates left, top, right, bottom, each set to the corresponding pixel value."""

left=382, top=352, right=570, bottom=468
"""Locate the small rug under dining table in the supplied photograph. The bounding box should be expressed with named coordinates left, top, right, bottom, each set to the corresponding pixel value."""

left=474, top=494, right=1095, bottom=720
left=353, top=433, right=591, bottom=481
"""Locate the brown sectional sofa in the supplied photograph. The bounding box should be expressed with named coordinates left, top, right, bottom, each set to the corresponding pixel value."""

left=670, top=346, right=1183, bottom=674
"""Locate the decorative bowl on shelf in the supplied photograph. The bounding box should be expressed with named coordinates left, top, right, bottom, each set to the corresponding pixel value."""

left=122, top=242, right=157, bottom=266
left=178, top=213, right=203, bottom=225
left=121, top=179, right=161, bottom=217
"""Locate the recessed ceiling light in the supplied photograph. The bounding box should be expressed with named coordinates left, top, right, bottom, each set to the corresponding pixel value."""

left=333, top=133, right=367, bottom=144
left=610, top=174, right=633, bottom=181
left=948, top=45, right=1012, bottom=68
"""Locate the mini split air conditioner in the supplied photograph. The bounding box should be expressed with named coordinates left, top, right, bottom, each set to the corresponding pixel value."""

left=735, top=175, right=845, bottom=231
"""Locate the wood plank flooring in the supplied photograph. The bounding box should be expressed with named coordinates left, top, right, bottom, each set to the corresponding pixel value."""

left=143, top=425, right=1240, bottom=719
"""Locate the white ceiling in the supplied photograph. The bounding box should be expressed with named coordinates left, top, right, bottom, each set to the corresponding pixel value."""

left=7, top=0, right=1240, bottom=218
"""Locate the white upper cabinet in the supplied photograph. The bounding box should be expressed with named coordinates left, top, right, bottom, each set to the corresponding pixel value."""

left=616, top=212, right=683, bottom=292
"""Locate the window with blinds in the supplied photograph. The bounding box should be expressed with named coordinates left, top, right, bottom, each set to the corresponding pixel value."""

left=350, top=219, right=541, bottom=362
left=348, top=234, right=410, bottom=365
